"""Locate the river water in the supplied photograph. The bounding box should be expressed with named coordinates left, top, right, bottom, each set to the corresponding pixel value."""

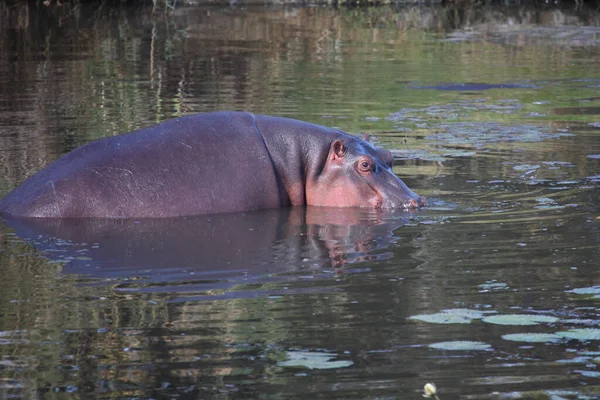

left=1, top=2, right=599, bottom=399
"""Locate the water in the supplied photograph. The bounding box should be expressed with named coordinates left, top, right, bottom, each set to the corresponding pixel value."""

left=1, top=2, right=600, bottom=399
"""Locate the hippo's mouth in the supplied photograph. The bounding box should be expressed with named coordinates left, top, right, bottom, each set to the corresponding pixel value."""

left=407, top=195, right=427, bottom=209
left=371, top=185, right=426, bottom=210
left=393, top=195, right=426, bottom=210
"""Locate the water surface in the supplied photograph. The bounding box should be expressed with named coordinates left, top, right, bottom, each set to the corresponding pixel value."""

left=1, top=2, right=599, bottom=399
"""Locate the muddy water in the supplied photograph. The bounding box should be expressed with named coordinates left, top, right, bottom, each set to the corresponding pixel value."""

left=1, top=3, right=600, bottom=399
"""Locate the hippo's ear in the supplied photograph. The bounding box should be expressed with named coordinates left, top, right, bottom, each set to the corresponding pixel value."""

left=330, top=140, right=347, bottom=160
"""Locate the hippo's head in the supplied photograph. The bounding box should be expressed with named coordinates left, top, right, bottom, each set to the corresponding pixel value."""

left=306, top=138, right=426, bottom=210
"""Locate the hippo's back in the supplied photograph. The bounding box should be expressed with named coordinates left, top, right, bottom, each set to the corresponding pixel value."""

left=0, top=112, right=284, bottom=218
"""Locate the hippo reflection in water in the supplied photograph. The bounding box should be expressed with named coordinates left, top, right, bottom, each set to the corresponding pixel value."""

left=1, top=207, right=415, bottom=292
left=0, top=112, right=425, bottom=218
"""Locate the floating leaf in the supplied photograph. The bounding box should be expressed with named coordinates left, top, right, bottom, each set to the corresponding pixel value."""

left=556, top=356, right=591, bottom=364
left=408, top=309, right=490, bottom=324
left=575, top=370, right=600, bottom=378
left=513, top=164, right=541, bottom=171
left=560, top=319, right=600, bottom=326
left=556, top=328, right=600, bottom=341
left=478, top=282, right=508, bottom=291
left=442, top=150, right=477, bottom=158
left=278, top=351, right=353, bottom=370
left=428, top=341, right=492, bottom=351
left=535, top=197, right=560, bottom=210
left=568, top=286, right=600, bottom=295
left=482, top=314, right=558, bottom=326
left=390, top=149, right=448, bottom=162
left=502, top=333, right=562, bottom=343
left=536, top=197, right=555, bottom=204
left=425, top=121, right=572, bottom=146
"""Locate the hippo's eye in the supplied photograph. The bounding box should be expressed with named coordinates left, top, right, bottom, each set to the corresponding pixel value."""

left=358, top=160, right=372, bottom=173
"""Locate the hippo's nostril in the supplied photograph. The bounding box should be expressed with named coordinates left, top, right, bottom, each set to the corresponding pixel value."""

left=409, top=198, right=419, bottom=208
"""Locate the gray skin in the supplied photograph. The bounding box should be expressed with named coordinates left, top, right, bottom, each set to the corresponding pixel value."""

left=0, top=111, right=426, bottom=218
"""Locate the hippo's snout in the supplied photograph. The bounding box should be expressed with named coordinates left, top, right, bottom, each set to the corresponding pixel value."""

left=378, top=170, right=426, bottom=210
left=381, top=191, right=426, bottom=210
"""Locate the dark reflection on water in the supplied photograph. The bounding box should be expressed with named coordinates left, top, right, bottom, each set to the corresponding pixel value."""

left=408, top=83, right=538, bottom=91
left=2, top=207, right=412, bottom=295
left=552, top=106, right=600, bottom=116
left=1, top=1, right=600, bottom=399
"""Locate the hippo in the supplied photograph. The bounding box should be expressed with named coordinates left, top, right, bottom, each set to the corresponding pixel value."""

left=0, top=111, right=425, bottom=218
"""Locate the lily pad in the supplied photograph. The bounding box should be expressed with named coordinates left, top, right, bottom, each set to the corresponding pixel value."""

left=482, top=314, right=558, bottom=326
left=442, top=150, right=477, bottom=158
left=501, top=333, right=562, bottom=343
left=556, top=328, right=600, bottom=341
left=390, top=149, right=448, bottom=162
left=478, top=282, right=508, bottom=291
left=513, top=164, right=541, bottom=171
left=426, top=121, right=572, bottom=147
left=556, top=356, right=591, bottom=364
left=567, top=286, right=600, bottom=295
left=278, top=351, right=353, bottom=370
left=560, top=319, right=600, bottom=326
left=408, top=309, right=490, bottom=324
left=575, top=370, right=600, bottom=378
left=536, top=197, right=555, bottom=204
left=428, top=341, right=492, bottom=351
